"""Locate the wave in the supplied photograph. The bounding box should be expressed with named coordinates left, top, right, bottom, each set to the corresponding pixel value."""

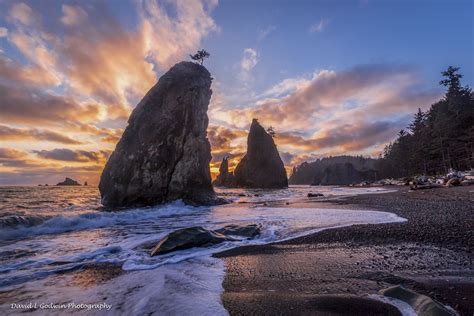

left=0, top=200, right=206, bottom=241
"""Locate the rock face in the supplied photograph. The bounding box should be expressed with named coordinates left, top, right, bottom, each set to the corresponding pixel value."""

left=99, top=61, right=220, bottom=207
left=310, top=163, right=377, bottom=186
left=212, top=156, right=235, bottom=187
left=289, top=156, right=378, bottom=185
left=316, top=163, right=362, bottom=185
left=56, top=177, right=80, bottom=186
left=234, top=119, right=288, bottom=188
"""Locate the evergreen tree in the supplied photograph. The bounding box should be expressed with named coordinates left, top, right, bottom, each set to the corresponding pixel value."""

left=380, top=66, right=473, bottom=177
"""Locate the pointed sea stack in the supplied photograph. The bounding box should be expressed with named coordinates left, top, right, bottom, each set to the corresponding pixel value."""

left=213, top=157, right=235, bottom=187
left=99, top=61, right=221, bottom=207
left=234, top=119, right=288, bottom=188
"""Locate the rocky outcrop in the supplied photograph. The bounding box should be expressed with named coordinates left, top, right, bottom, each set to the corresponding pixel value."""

left=233, top=119, right=288, bottom=188
left=312, top=163, right=377, bottom=185
left=319, top=163, right=360, bottom=185
left=56, top=177, right=81, bottom=186
left=290, top=156, right=378, bottom=185
left=99, top=61, right=221, bottom=207
left=212, top=156, right=235, bottom=187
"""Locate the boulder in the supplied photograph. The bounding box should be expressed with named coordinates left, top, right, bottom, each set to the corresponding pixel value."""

left=56, top=177, right=81, bottom=186
left=233, top=119, right=288, bottom=188
left=213, top=156, right=235, bottom=187
left=380, top=285, right=454, bottom=316
left=215, top=224, right=261, bottom=238
left=99, top=62, right=222, bottom=207
left=150, top=226, right=234, bottom=256
left=150, top=224, right=262, bottom=256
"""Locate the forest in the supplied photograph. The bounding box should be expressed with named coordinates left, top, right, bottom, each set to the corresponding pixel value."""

left=376, top=66, right=473, bottom=178
left=290, top=67, right=473, bottom=183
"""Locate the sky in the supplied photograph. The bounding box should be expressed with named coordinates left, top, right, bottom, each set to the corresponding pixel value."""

left=0, top=0, right=472, bottom=185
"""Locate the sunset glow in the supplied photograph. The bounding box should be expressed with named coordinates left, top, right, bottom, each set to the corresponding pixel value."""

left=0, top=0, right=472, bottom=185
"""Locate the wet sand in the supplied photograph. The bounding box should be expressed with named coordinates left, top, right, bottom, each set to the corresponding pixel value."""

left=216, top=186, right=474, bottom=315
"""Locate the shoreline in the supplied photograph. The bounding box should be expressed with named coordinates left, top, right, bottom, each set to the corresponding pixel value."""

left=215, top=186, right=473, bottom=315
left=0, top=186, right=471, bottom=315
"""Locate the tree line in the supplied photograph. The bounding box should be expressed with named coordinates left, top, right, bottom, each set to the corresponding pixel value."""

left=377, top=66, right=473, bottom=178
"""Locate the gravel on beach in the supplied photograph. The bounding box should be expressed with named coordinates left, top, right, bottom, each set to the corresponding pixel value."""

left=216, top=186, right=474, bottom=315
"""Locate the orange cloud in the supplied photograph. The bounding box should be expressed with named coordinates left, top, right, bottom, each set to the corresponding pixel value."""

left=0, top=147, right=28, bottom=159
left=0, top=125, right=85, bottom=145
left=0, top=1, right=220, bottom=185
left=34, top=148, right=111, bottom=163
left=0, top=83, right=106, bottom=126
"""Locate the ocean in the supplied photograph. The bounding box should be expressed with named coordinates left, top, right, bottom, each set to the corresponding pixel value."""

left=0, top=185, right=405, bottom=315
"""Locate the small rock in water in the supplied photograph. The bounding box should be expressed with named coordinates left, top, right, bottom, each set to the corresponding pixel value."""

left=150, top=224, right=262, bottom=256
left=56, top=177, right=81, bottom=186
left=215, top=224, right=262, bottom=238
left=150, top=226, right=234, bottom=256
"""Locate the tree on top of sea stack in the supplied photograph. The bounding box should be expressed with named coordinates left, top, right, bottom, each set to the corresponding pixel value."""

left=99, top=61, right=223, bottom=208
left=190, top=49, right=210, bottom=65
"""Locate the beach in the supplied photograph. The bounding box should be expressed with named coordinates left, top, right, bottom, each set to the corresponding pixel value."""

left=0, top=185, right=472, bottom=315
left=216, top=186, right=474, bottom=315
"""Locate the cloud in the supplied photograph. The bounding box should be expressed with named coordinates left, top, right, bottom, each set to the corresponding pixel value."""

left=240, top=48, right=258, bottom=72
left=208, top=125, right=247, bottom=162
left=279, top=151, right=297, bottom=164
left=0, top=55, right=60, bottom=87
left=0, top=83, right=106, bottom=126
left=258, top=25, right=276, bottom=42
left=239, top=48, right=258, bottom=81
left=1, top=0, right=219, bottom=125
left=211, top=63, right=441, bottom=164
left=309, top=18, right=330, bottom=33
left=34, top=148, right=111, bottom=163
left=139, top=0, right=219, bottom=69
left=0, top=27, right=8, bottom=37
left=60, top=5, right=88, bottom=26
left=9, top=2, right=38, bottom=26
left=0, top=0, right=221, bottom=185
left=0, top=125, right=85, bottom=145
left=261, top=76, right=311, bottom=98
left=0, top=148, right=41, bottom=169
left=0, top=148, right=28, bottom=159
left=227, top=64, right=440, bottom=129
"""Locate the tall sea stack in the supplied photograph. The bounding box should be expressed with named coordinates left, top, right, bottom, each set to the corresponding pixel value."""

left=99, top=62, right=220, bottom=207
left=234, top=119, right=288, bottom=188
left=213, top=156, right=235, bottom=187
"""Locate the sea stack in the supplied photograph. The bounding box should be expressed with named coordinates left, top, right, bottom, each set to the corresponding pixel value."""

left=234, top=119, right=288, bottom=188
left=99, top=61, right=221, bottom=207
left=56, top=177, right=81, bottom=186
left=213, top=156, right=235, bottom=187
